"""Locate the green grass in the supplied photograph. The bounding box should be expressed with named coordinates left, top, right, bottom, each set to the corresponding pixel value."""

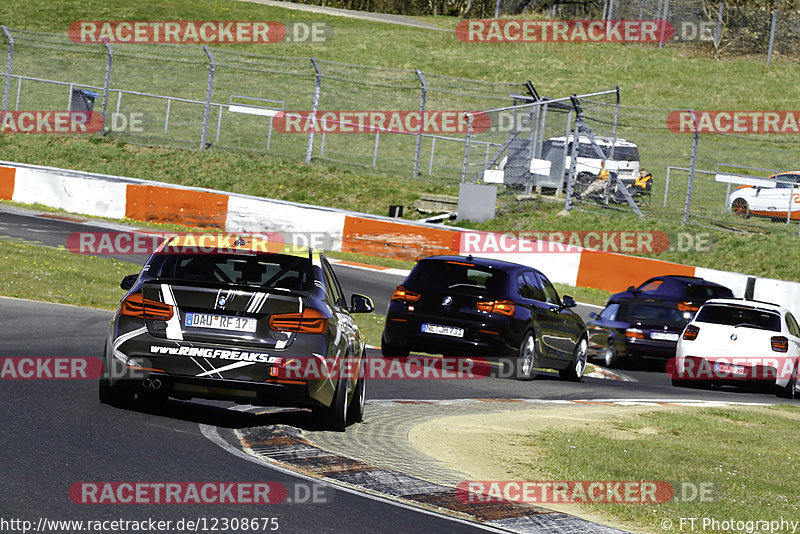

left=522, top=406, right=800, bottom=533
left=0, top=239, right=130, bottom=309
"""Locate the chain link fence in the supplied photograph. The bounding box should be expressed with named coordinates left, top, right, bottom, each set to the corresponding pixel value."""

left=3, top=26, right=800, bottom=236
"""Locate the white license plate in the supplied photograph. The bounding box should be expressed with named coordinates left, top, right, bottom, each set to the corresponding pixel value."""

left=185, top=313, right=257, bottom=333
left=715, top=362, right=746, bottom=375
left=421, top=323, right=464, bottom=338
left=650, top=332, right=679, bottom=341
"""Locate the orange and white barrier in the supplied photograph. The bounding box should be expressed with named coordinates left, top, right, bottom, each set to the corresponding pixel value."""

left=2, top=160, right=798, bottom=310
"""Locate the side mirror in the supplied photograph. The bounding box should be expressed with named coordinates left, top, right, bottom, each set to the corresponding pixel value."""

left=350, top=293, right=375, bottom=314
left=562, top=295, right=577, bottom=308
left=120, top=274, right=138, bottom=291
left=588, top=311, right=597, bottom=319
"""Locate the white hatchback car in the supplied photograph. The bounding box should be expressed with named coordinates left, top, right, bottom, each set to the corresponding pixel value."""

left=673, top=298, right=800, bottom=399
left=728, top=171, right=800, bottom=221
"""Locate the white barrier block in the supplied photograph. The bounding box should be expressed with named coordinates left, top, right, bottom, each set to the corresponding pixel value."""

left=225, top=195, right=346, bottom=251
left=483, top=169, right=504, bottom=184
left=12, top=168, right=127, bottom=218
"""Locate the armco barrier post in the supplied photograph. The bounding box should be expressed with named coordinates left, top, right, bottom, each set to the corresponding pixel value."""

left=201, top=46, right=215, bottom=149
left=413, top=69, right=427, bottom=179
left=683, top=110, right=699, bottom=225
left=101, top=38, right=113, bottom=133
left=306, top=58, right=321, bottom=164
left=1, top=26, right=13, bottom=117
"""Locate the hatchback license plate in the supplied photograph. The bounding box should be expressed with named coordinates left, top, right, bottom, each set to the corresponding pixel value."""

left=650, top=332, right=679, bottom=341
left=421, top=323, right=464, bottom=338
left=185, top=313, right=257, bottom=333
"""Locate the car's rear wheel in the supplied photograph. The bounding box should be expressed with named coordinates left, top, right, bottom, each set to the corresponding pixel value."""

left=347, top=360, right=366, bottom=423
left=313, top=375, right=349, bottom=432
left=381, top=333, right=409, bottom=358
left=513, top=331, right=538, bottom=381
left=560, top=337, right=587, bottom=381
left=732, top=198, right=750, bottom=219
left=777, top=362, right=799, bottom=399
left=98, top=351, right=134, bottom=407
left=604, top=340, right=618, bottom=368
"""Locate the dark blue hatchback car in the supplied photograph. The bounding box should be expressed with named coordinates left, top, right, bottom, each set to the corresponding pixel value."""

left=381, top=255, right=589, bottom=381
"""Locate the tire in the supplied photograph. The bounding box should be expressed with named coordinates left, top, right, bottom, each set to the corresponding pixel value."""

left=603, top=340, right=618, bottom=368
left=313, top=375, right=349, bottom=432
left=513, top=331, right=537, bottom=381
left=777, top=362, right=799, bottom=399
left=98, top=351, right=134, bottom=407
left=732, top=198, right=750, bottom=219
left=560, top=337, right=588, bottom=381
left=671, top=377, right=689, bottom=388
left=381, top=333, right=409, bottom=358
left=347, top=360, right=366, bottom=423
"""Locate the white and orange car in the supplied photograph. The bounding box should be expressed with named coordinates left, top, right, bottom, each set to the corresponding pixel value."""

left=728, top=171, right=800, bottom=220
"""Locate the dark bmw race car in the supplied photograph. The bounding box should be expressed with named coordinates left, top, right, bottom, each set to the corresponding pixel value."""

left=100, top=234, right=374, bottom=431
left=381, top=255, right=588, bottom=381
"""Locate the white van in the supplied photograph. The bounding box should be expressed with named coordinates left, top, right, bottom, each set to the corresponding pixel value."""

left=543, top=135, right=641, bottom=185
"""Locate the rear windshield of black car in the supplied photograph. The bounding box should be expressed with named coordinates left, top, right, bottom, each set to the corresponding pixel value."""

left=625, top=304, right=687, bottom=323
left=409, top=260, right=508, bottom=294
left=695, top=305, right=781, bottom=332
left=145, top=252, right=313, bottom=290
left=687, top=284, right=733, bottom=301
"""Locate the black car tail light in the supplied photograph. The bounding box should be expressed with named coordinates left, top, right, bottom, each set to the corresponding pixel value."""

left=475, top=299, right=515, bottom=316
left=625, top=328, right=644, bottom=339
left=391, top=286, right=421, bottom=303
left=682, top=324, right=700, bottom=340
left=771, top=336, right=788, bottom=353
left=120, top=293, right=174, bottom=321
left=269, top=308, right=328, bottom=334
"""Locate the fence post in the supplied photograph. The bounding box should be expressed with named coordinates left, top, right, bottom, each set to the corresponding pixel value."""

left=638, top=0, right=645, bottom=20
left=564, top=116, right=580, bottom=211
left=683, top=110, right=699, bottom=225
left=413, top=69, right=427, bottom=179
left=659, top=0, right=670, bottom=49
left=713, top=2, right=723, bottom=58
left=461, top=118, right=473, bottom=183
left=1, top=26, right=13, bottom=117
left=494, top=0, right=501, bottom=18
left=663, top=166, right=670, bottom=207
left=767, top=9, right=777, bottom=66
left=306, top=58, right=321, bottom=164
left=101, top=38, right=113, bottom=133
left=610, top=85, right=620, bottom=157
left=557, top=109, right=573, bottom=197
left=526, top=105, right=539, bottom=194
left=201, top=46, right=215, bottom=149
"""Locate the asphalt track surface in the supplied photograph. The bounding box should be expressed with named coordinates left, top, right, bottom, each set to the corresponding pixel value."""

left=0, top=206, right=793, bottom=533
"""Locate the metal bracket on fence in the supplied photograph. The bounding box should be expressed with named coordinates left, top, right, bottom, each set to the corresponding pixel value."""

left=305, top=58, right=322, bottom=165
left=1, top=26, right=13, bottom=116
left=100, top=38, right=113, bottom=134
left=412, top=69, right=427, bottom=179
left=201, top=46, right=215, bottom=150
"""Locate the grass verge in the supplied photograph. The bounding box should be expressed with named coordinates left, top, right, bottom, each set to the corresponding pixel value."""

left=0, top=239, right=130, bottom=310
left=525, top=405, right=800, bottom=532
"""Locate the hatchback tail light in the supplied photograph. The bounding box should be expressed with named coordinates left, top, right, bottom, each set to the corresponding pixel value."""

left=391, top=286, right=421, bottom=303
left=625, top=328, right=644, bottom=339
left=120, top=293, right=174, bottom=321
left=682, top=325, right=700, bottom=340
left=475, top=299, right=515, bottom=316
left=677, top=301, right=699, bottom=312
left=771, top=336, right=788, bottom=353
left=269, top=308, right=328, bottom=334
